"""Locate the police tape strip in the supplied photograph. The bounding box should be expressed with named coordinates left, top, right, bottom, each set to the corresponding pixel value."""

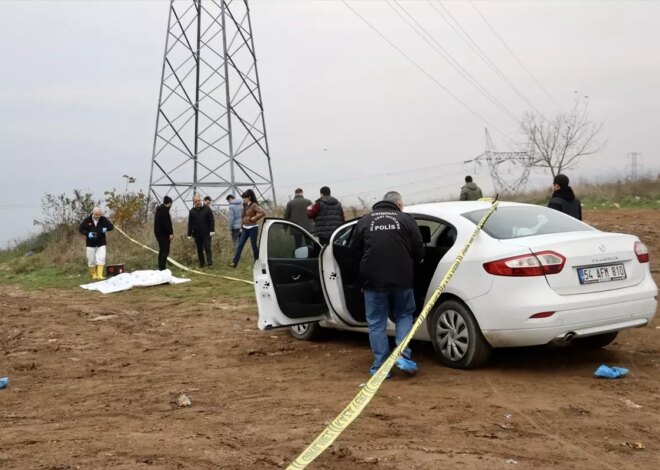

left=114, top=227, right=254, bottom=285
left=287, top=200, right=499, bottom=470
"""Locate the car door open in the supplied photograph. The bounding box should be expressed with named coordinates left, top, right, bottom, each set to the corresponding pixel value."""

left=254, top=220, right=328, bottom=330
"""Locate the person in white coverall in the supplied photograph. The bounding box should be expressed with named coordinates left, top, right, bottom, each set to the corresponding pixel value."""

left=79, top=207, right=114, bottom=280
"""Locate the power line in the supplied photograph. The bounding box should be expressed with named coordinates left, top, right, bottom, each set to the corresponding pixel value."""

left=388, top=0, right=520, bottom=124
left=468, top=1, right=564, bottom=112
left=341, top=0, right=514, bottom=141
left=339, top=168, right=465, bottom=199
left=429, top=1, right=548, bottom=120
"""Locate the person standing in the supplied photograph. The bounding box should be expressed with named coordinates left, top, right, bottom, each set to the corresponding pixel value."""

left=307, top=186, right=345, bottom=245
left=188, top=194, right=215, bottom=268
left=203, top=196, right=212, bottom=207
left=226, top=194, right=243, bottom=250
left=351, top=191, right=424, bottom=376
left=229, top=189, right=266, bottom=268
left=548, top=174, right=582, bottom=220
left=154, top=196, right=174, bottom=271
left=79, top=207, right=114, bottom=280
left=284, top=188, right=313, bottom=247
left=460, top=175, right=483, bottom=201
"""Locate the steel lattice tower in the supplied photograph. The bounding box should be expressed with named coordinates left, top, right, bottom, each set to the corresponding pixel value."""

left=148, top=0, right=275, bottom=208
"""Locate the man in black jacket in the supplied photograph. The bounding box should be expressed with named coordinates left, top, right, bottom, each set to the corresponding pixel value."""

left=154, top=196, right=174, bottom=271
left=351, top=191, right=424, bottom=377
left=188, top=194, right=215, bottom=268
left=79, top=207, right=114, bottom=280
left=307, top=186, right=344, bottom=245
left=548, top=174, right=582, bottom=220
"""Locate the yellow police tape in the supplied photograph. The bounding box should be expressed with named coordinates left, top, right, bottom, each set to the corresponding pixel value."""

left=287, top=200, right=499, bottom=469
left=114, top=227, right=254, bottom=285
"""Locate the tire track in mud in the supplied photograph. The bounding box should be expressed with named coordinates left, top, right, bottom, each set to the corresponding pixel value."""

left=486, top=376, right=621, bottom=469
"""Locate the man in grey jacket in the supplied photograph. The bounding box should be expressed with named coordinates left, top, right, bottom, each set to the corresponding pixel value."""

left=226, top=194, right=243, bottom=250
left=460, top=175, right=483, bottom=201
left=284, top=188, right=313, bottom=247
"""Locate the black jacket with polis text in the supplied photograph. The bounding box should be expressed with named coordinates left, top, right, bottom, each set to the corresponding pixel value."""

left=79, top=215, right=114, bottom=248
left=154, top=204, right=173, bottom=239
left=350, top=200, right=424, bottom=290
left=548, top=186, right=582, bottom=220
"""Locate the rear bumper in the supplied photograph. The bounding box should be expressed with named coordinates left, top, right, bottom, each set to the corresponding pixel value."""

left=481, top=296, right=656, bottom=348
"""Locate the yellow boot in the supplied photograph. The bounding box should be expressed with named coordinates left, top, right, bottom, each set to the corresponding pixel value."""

left=96, top=265, right=106, bottom=280
left=89, top=266, right=98, bottom=280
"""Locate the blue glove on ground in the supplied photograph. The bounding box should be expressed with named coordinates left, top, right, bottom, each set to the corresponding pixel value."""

left=102, top=227, right=107, bottom=233
left=88, top=232, right=94, bottom=239
left=594, top=365, right=629, bottom=379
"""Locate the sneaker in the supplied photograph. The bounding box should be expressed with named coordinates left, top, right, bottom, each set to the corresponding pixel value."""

left=395, top=357, right=417, bottom=375
left=227, top=262, right=236, bottom=268
left=369, top=365, right=392, bottom=379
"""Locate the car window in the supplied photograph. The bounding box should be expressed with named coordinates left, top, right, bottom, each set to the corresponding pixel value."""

left=333, top=224, right=356, bottom=247
left=415, top=218, right=445, bottom=240
left=462, top=206, right=595, bottom=240
left=268, top=223, right=320, bottom=259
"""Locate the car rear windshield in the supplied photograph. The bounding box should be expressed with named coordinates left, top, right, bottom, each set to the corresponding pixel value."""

left=462, top=206, right=595, bottom=240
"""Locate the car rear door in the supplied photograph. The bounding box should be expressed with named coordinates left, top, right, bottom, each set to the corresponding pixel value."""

left=254, top=220, right=329, bottom=330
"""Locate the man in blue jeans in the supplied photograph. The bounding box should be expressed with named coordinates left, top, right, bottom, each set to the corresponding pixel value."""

left=351, top=191, right=424, bottom=376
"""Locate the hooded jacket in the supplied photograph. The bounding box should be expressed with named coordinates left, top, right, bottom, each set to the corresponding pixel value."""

left=227, top=199, right=243, bottom=230
left=187, top=205, right=215, bottom=237
left=308, top=195, right=345, bottom=239
left=154, top=204, right=173, bottom=239
left=460, top=182, right=483, bottom=201
left=79, top=215, right=114, bottom=248
left=549, top=186, right=582, bottom=220
left=350, top=200, right=424, bottom=290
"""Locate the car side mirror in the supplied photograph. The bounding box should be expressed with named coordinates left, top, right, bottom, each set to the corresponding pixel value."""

left=294, top=246, right=311, bottom=259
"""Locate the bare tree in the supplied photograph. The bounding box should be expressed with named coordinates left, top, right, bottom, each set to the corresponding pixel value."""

left=521, top=96, right=605, bottom=178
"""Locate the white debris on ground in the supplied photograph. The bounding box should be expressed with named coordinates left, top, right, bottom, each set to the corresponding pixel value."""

left=80, top=269, right=190, bottom=294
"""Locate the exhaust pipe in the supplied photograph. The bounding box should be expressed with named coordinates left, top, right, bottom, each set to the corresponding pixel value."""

left=563, top=331, right=576, bottom=344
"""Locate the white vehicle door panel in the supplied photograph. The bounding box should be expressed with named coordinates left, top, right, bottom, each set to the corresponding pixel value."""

left=255, top=220, right=329, bottom=330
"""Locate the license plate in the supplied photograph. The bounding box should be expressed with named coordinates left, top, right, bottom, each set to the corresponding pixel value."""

left=577, top=264, right=627, bottom=284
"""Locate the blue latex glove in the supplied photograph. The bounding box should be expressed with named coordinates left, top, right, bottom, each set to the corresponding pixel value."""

left=0, top=377, right=8, bottom=390
left=594, top=365, right=629, bottom=379
left=88, top=232, right=94, bottom=239
left=102, top=227, right=107, bottom=233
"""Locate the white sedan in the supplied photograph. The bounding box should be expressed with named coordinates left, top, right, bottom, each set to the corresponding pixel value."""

left=254, top=201, right=658, bottom=368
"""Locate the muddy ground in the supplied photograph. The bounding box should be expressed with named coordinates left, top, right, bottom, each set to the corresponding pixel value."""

left=1, top=209, right=659, bottom=469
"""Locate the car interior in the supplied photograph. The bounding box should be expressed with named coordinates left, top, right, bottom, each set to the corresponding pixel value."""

left=330, top=216, right=458, bottom=322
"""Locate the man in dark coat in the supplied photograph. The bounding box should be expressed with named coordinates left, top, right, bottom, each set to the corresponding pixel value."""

left=548, top=174, right=582, bottom=220
left=188, top=194, right=215, bottom=268
left=351, top=191, right=424, bottom=377
left=307, top=186, right=345, bottom=245
left=79, top=207, right=114, bottom=280
left=154, top=196, right=174, bottom=271
left=460, top=175, right=483, bottom=201
left=284, top=188, right=313, bottom=247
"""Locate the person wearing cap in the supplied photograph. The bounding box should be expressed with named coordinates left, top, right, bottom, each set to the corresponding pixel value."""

left=226, top=194, right=243, bottom=250
left=154, top=196, right=174, bottom=271
left=284, top=188, right=313, bottom=247
left=459, top=175, right=483, bottom=201
left=79, top=207, right=114, bottom=280
left=548, top=174, right=582, bottom=220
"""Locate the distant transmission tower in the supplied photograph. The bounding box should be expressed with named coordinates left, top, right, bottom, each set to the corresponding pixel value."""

left=466, top=129, right=534, bottom=195
left=626, top=152, right=642, bottom=181
left=148, top=0, right=275, bottom=208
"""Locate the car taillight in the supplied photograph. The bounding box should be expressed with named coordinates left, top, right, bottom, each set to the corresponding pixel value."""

left=483, top=251, right=566, bottom=276
left=635, top=241, right=649, bottom=263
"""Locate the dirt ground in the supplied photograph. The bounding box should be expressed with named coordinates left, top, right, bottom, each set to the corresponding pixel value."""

left=1, top=209, right=659, bottom=470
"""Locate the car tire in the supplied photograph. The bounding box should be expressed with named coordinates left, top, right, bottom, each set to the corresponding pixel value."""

left=574, top=331, right=618, bottom=349
left=429, top=300, right=491, bottom=369
left=289, top=322, right=323, bottom=341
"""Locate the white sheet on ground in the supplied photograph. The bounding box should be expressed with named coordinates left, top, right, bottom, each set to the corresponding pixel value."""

left=80, top=269, right=190, bottom=294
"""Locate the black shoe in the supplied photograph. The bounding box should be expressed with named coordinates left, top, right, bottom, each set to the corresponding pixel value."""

left=207, top=264, right=213, bottom=269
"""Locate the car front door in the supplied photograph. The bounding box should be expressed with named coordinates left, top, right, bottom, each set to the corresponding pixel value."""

left=254, top=220, right=328, bottom=330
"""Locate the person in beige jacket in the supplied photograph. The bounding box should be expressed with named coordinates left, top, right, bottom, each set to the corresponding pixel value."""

left=229, top=189, right=266, bottom=267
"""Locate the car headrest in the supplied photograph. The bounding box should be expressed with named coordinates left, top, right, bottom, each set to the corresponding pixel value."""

left=419, top=225, right=432, bottom=244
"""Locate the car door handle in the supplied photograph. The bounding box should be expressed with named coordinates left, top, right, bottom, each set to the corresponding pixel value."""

left=292, top=274, right=300, bottom=281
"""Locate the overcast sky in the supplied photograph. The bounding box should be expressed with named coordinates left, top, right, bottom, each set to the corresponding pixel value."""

left=1, top=0, right=659, bottom=245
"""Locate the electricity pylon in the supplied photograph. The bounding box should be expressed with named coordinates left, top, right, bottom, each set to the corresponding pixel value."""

left=148, top=0, right=275, bottom=208
left=466, top=129, right=534, bottom=195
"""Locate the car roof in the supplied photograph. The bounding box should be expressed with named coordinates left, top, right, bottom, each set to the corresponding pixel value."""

left=404, top=200, right=530, bottom=219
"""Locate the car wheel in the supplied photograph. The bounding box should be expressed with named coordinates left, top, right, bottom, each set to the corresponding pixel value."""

left=429, top=300, right=491, bottom=369
left=574, top=331, right=618, bottom=349
left=289, top=322, right=323, bottom=341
